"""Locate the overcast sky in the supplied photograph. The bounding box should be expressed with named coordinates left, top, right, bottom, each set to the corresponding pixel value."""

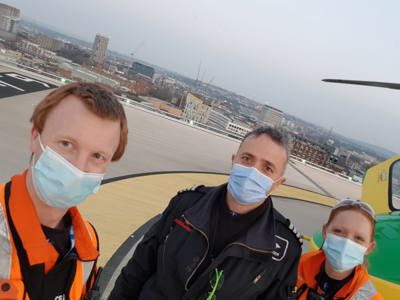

left=8, top=0, right=400, bottom=152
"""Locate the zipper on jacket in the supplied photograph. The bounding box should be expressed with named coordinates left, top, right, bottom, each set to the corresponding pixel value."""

left=211, top=243, right=271, bottom=299
left=253, top=270, right=266, bottom=284
left=189, top=240, right=274, bottom=291
left=182, top=215, right=209, bottom=291
left=230, top=242, right=274, bottom=255
left=226, top=269, right=267, bottom=299
left=162, top=233, right=170, bottom=271
left=180, top=221, right=274, bottom=294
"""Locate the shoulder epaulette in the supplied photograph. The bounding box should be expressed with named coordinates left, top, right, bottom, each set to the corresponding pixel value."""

left=274, top=209, right=303, bottom=245
left=287, top=221, right=303, bottom=245
left=177, top=185, right=203, bottom=194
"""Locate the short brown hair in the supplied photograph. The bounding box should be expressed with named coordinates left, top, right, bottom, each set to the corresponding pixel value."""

left=325, top=206, right=376, bottom=242
left=30, top=82, right=128, bottom=161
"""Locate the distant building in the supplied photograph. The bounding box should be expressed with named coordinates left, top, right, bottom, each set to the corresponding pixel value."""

left=153, top=102, right=182, bottom=118
left=206, top=109, right=231, bottom=131
left=291, top=137, right=330, bottom=167
left=225, top=122, right=252, bottom=139
left=46, top=67, right=72, bottom=80
left=259, top=104, right=283, bottom=127
left=128, top=62, right=155, bottom=79
left=56, top=62, right=119, bottom=87
left=36, top=34, right=64, bottom=52
left=0, top=3, right=20, bottom=41
left=131, top=75, right=153, bottom=96
left=329, top=157, right=347, bottom=174
left=0, top=48, right=21, bottom=63
left=57, top=43, right=91, bottom=65
left=18, top=40, right=56, bottom=60
left=182, top=93, right=211, bottom=124
left=91, top=33, right=109, bottom=65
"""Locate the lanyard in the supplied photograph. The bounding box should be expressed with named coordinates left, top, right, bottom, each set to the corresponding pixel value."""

left=64, top=225, right=76, bottom=257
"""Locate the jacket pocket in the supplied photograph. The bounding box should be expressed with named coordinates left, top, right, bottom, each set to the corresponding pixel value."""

left=227, top=270, right=267, bottom=299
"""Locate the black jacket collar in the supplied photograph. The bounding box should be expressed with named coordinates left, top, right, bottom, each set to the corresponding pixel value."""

left=183, top=184, right=277, bottom=252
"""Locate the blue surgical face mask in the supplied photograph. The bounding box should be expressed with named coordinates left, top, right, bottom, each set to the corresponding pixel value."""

left=31, top=135, right=104, bottom=209
left=227, top=163, right=275, bottom=205
left=323, top=233, right=367, bottom=273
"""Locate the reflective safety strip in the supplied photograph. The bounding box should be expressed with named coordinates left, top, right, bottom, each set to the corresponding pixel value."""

left=82, top=261, right=95, bottom=285
left=81, top=221, right=97, bottom=285
left=351, top=280, right=378, bottom=300
left=0, top=202, right=12, bottom=279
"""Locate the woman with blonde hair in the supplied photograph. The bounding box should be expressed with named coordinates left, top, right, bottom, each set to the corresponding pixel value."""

left=297, top=199, right=383, bottom=300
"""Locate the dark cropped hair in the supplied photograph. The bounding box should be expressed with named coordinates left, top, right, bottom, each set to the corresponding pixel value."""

left=241, top=126, right=290, bottom=161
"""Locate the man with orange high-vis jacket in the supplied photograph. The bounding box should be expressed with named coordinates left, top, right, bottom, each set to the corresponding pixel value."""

left=0, top=82, right=128, bottom=300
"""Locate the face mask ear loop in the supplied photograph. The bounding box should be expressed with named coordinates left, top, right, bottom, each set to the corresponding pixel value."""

left=37, top=134, right=46, bottom=152
left=320, top=240, right=325, bottom=251
left=31, top=134, right=45, bottom=168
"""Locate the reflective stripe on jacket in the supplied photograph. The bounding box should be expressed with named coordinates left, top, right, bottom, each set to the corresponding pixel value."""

left=297, top=250, right=383, bottom=300
left=0, top=171, right=99, bottom=300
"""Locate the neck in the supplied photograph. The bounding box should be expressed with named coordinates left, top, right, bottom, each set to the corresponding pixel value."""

left=26, top=168, right=69, bottom=229
left=226, top=190, right=265, bottom=214
left=324, top=260, right=354, bottom=280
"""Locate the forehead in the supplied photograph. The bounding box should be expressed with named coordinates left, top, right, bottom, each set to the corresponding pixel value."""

left=238, top=134, right=287, bottom=164
left=328, top=210, right=373, bottom=236
left=41, top=95, right=120, bottom=152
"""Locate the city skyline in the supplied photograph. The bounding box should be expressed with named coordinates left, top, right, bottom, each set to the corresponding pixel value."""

left=6, top=0, right=400, bottom=152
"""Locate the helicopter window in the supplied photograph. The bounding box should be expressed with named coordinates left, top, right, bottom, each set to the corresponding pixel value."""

left=390, top=160, right=400, bottom=210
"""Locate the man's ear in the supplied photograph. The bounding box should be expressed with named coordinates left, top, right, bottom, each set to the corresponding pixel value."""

left=30, top=127, right=39, bottom=153
left=269, top=177, right=284, bottom=195
left=272, top=176, right=285, bottom=189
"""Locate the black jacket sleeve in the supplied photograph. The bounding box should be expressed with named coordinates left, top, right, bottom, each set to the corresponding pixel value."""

left=107, top=195, right=181, bottom=300
left=257, top=244, right=301, bottom=300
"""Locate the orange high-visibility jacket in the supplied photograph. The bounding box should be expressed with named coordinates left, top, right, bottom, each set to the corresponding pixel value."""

left=0, top=171, right=99, bottom=300
left=297, top=250, right=383, bottom=300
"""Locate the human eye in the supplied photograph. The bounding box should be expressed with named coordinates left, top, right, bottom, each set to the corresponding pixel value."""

left=59, top=140, right=72, bottom=149
left=241, top=155, right=251, bottom=164
left=355, top=235, right=365, bottom=243
left=332, top=228, right=343, bottom=235
left=93, top=152, right=106, bottom=162
left=265, top=166, right=273, bottom=174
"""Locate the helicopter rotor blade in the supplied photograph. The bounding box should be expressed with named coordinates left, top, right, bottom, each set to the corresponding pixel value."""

left=322, top=79, right=400, bottom=90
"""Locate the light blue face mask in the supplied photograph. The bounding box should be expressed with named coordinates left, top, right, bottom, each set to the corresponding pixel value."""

left=323, top=233, right=367, bottom=273
left=31, top=135, right=104, bottom=209
left=227, top=163, right=275, bottom=205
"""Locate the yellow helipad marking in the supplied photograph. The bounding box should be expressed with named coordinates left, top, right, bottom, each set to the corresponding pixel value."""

left=79, top=173, right=335, bottom=266
left=79, top=173, right=226, bottom=265
left=273, top=185, right=336, bottom=207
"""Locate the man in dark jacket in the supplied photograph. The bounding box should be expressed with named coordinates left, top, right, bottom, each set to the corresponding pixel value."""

left=109, top=126, right=302, bottom=300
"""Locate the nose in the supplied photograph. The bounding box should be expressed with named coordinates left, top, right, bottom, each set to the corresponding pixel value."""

left=254, top=161, right=265, bottom=174
left=343, top=233, right=354, bottom=241
left=70, top=153, right=91, bottom=173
